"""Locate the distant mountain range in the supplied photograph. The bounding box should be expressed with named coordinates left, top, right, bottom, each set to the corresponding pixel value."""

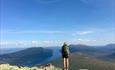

left=0, top=47, right=53, bottom=66
left=98, top=44, right=115, bottom=52
left=70, top=43, right=115, bottom=52
left=51, top=44, right=115, bottom=70
left=69, top=44, right=115, bottom=61
left=0, top=48, right=26, bottom=55
left=108, top=52, right=115, bottom=58
left=0, top=43, right=115, bottom=70
left=51, top=52, right=115, bottom=70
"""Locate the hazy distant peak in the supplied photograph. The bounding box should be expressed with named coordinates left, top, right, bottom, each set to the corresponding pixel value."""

left=105, top=43, right=115, bottom=47
left=69, top=44, right=91, bottom=47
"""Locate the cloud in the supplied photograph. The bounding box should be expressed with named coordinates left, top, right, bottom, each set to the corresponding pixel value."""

left=72, top=31, right=94, bottom=36
left=0, top=40, right=64, bottom=48
left=77, top=31, right=93, bottom=35
left=0, top=39, right=114, bottom=48
left=0, top=30, right=94, bottom=35
left=74, top=38, right=98, bottom=45
left=79, top=39, right=97, bottom=42
left=0, top=41, right=18, bottom=46
left=0, top=30, right=65, bottom=34
left=77, top=38, right=94, bottom=42
left=74, top=38, right=115, bottom=46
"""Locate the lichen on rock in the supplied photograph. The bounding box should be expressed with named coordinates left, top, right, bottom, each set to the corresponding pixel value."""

left=0, top=64, right=62, bottom=70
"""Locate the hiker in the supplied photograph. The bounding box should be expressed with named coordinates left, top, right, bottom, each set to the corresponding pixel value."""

left=61, top=42, right=70, bottom=70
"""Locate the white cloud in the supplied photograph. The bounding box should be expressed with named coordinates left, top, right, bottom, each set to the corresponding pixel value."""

left=0, top=41, right=17, bottom=45
left=0, top=40, right=64, bottom=48
left=77, top=38, right=84, bottom=41
left=77, top=38, right=92, bottom=42
left=71, top=38, right=98, bottom=45
left=77, top=31, right=93, bottom=35
left=0, top=30, right=64, bottom=34
left=74, top=38, right=115, bottom=46
left=0, top=30, right=95, bottom=36
left=0, top=39, right=114, bottom=48
left=72, top=31, right=94, bottom=36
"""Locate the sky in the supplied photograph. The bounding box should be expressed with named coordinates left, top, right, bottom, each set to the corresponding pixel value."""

left=0, top=0, right=115, bottom=47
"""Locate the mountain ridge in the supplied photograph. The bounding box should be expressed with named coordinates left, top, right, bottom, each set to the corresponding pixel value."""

left=0, top=47, right=53, bottom=66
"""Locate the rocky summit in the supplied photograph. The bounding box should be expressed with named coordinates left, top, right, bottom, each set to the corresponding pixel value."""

left=0, top=64, right=62, bottom=70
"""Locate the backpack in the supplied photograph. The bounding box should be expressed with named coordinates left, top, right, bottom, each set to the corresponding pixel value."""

left=62, top=45, right=69, bottom=54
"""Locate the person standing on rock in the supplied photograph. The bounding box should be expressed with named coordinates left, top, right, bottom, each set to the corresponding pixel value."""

left=61, top=42, right=70, bottom=70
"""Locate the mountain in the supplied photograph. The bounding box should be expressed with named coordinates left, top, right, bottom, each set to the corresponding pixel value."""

left=107, top=52, right=115, bottom=59
left=100, top=52, right=115, bottom=62
left=50, top=44, right=115, bottom=70
left=70, top=44, right=115, bottom=52
left=69, top=44, right=115, bottom=63
left=0, top=47, right=53, bottom=66
left=70, top=44, right=99, bottom=53
left=98, top=44, right=115, bottom=52
left=0, top=48, right=26, bottom=55
left=0, top=44, right=115, bottom=70
left=69, top=44, right=107, bottom=57
left=2, top=54, right=115, bottom=70
left=51, top=52, right=115, bottom=70
left=105, top=44, right=115, bottom=49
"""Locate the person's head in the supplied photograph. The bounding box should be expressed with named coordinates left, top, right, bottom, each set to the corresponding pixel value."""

left=63, top=42, right=67, bottom=46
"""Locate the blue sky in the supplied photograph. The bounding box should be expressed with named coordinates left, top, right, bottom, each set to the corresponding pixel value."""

left=0, top=0, right=115, bottom=47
